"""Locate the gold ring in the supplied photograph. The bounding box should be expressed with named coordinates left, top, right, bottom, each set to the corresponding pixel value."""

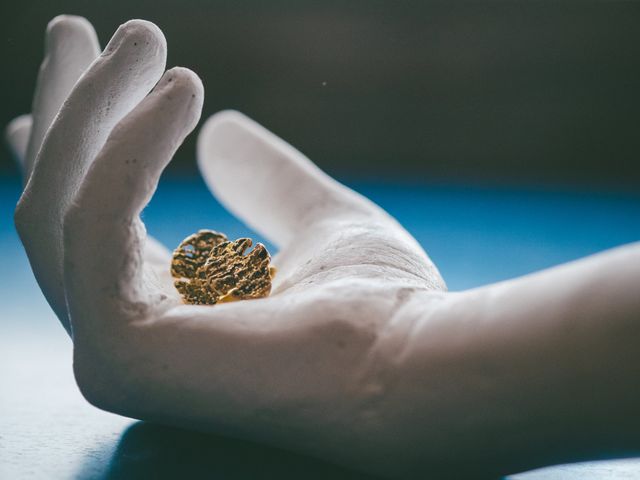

left=171, top=229, right=276, bottom=305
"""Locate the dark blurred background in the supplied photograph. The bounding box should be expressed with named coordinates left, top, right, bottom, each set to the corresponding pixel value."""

left=1, top=0, right=640, bottom=188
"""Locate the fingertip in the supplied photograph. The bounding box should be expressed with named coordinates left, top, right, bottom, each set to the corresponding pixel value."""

left=102, top=19, right=166, bottom=63
left=5, top=114, right=32, bottom=163
left=45, top=15, right=99, bottom=54
left=156, top=67, right=204, bottom=129
left=46, top=15, right=93, bottom=35
left=201, top=109, right=250, bottom=133
left=197, top=109, right=270, bottom=179
left=198, top=109, right=254, bottom=149
left=6, top=114, right=32, bottom=144
left=162, top=65, right=203, bottom=88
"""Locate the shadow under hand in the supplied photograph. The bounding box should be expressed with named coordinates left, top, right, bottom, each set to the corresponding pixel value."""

left=99, top=421, right=378, bottom=480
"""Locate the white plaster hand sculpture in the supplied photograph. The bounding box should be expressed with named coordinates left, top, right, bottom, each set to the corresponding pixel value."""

left=6, top=15, right=640, bottom=479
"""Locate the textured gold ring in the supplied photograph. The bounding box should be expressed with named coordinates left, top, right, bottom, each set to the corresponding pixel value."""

left=171, top=229, right=275, bottom=305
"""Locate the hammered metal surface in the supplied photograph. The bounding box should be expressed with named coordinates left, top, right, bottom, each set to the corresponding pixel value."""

left=171, top=230, right=274, bottom=305
left=171, top=229, right=228, bottom=280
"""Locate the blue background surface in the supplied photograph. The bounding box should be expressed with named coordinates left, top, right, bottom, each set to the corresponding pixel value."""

left=1, top=174, right=639, bottom=479
left=3, top=174, right=640, bottom=301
